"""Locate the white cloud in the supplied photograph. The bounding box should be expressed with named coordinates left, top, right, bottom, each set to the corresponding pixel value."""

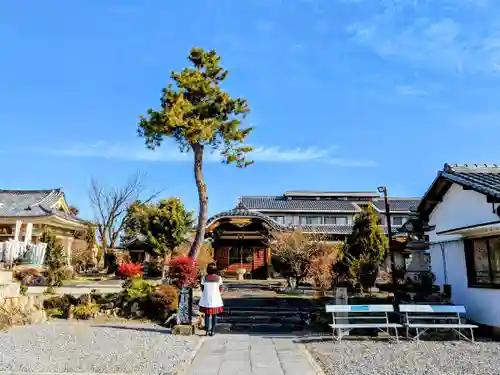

left=42, top=141, right=378, bottom=167
left=344, top=0, right=500, bottom=73
left=395, top=85, right=428, bottom=96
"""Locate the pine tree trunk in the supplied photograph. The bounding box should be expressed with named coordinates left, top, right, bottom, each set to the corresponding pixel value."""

left=162, top=253, right=170, bottom=280
left=189, top=144, right=208, bottom=260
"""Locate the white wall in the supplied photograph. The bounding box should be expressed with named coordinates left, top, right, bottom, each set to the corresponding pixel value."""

left=428, top=183, right=500, bottom=326
left=428, top=183, right=499, bottom=243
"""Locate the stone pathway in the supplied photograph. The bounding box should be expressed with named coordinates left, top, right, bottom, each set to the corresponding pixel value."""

left=184, top=334, right=319, bottom=375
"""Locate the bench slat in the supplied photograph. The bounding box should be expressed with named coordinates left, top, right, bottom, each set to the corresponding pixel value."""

left=326, top=304, right=394, bottom=313
left=399, top=305, right=466, bottom=314
left=404, top=315, right=462, bottom=320
left=334, top=316, right=389, bottom=320
left=407, top=323, right=478, bottom=329
left=330, top=323, right=402, bottom=329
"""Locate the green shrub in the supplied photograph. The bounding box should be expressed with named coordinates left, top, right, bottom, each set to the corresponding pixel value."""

left=124, top=276, right=154, bottom=302
left=46, top=307, right=65, bottom=318
left=43, top=294, right=79, bottom=318
left=19, top=284, right=28, bottom=296
left=72, top=303, right=99, bottom=320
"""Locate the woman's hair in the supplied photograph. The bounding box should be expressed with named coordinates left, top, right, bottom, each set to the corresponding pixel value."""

left=206, top=263, right=217, bottom=275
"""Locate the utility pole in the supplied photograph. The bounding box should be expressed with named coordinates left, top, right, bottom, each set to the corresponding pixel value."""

left=378, top=186, right=397, bottom=287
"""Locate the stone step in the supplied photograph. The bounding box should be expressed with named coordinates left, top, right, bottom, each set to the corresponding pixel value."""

left=223, top=309, right=310, bottom=316
left=0, top=271, right=13, bottom=284
left=219, top=315, right=306, bottom=324
left=228, top=323, right=306, bottom=333
left=0, top=283, right=20, bottom=298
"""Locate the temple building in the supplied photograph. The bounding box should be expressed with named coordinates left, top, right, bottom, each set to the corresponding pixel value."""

left=0, top=189, right=88, bottom=262
left=206, top=191, right=420, bottom=279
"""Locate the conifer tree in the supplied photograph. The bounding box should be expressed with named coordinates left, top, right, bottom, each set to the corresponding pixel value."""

left=138, top=47, right=252, bottom=259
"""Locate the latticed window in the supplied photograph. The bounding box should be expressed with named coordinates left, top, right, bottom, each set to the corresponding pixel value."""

left=464, top=236, right=500, bottom=287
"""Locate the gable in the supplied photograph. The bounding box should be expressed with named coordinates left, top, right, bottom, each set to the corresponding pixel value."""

left=428, top=183, right=499, bottom=242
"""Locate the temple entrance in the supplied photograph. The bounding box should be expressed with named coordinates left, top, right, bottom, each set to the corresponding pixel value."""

left=205, top=206, right=287, bottom=279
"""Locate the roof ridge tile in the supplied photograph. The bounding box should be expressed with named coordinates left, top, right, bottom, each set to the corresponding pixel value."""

left=445, top=163, right=500, bottom=173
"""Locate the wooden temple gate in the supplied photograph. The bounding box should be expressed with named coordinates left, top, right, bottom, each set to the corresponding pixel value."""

left=205, top=207, right=283, bottom=279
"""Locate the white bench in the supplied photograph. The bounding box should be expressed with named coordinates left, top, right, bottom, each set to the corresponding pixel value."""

left=326, top=304, right=403, bottom=343
left=400, top=304, right=478, bottom=342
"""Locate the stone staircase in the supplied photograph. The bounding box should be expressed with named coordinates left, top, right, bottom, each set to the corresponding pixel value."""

left=0, top=270, right=47, bottom=326
left=217, top=296, right=320, bottom=334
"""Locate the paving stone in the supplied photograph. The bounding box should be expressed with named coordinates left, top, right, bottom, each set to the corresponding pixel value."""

left=184, top=334, right=318, bottom=375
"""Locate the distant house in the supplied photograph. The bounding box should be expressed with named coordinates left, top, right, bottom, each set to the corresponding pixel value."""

left=206, top=191, right=420, bottom=278
left=0, top=189, right=88, bottom=262
left=419, top=164, right=500, bottom=328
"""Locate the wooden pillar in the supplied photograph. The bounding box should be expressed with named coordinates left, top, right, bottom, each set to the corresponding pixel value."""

left=265, top=247, right=271, bottom=279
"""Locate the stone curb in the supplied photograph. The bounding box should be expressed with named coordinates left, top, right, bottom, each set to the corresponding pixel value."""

left=0, top=373, right=133, bottom=375
left=297, top=342, right=327, bottom=375
left=174, top=336, right=206, bottom=375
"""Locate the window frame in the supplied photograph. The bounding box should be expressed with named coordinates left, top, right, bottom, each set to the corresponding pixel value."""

left=464, top=235, right=500, bottom=289
left=392, top=216, right=404, bottom=226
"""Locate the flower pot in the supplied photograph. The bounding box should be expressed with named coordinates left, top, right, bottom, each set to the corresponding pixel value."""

left=235, top=268, right=246, bottom=281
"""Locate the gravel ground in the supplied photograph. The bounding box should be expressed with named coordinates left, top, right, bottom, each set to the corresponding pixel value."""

left=0, top=320, right=200, bottom=374
left=307, top=339, right=500, bottom=375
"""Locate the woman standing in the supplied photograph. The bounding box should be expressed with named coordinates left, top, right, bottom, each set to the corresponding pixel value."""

left=199, top=263, right=224, bottom=336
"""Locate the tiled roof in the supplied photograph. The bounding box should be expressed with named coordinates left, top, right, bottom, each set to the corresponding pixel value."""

left=207, top=208, right=289, bottom=231
left=297, top=224, right=397, bottom=235
left=418, top=163, right=500, bottom=217
left=240, top=196, right=359, bottom=212
left=442, top=163, right=500, bottom=198
left=0, top=189, right=85, bottom=224
left=372, top=198, right=420, bottom=212
left=206, top=207, right=397, bottom=236
left=240, top=195, right=419, bottom=213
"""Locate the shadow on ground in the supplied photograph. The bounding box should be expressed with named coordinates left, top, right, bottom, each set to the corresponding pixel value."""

left=91, top=324, right=171, bottom=334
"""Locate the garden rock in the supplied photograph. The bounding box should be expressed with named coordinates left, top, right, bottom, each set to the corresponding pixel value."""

left=79, top=293, right=92, bottom=306
left=100, top=302, right=114, bottom=310
left=130, top=301, right=143, bottom=318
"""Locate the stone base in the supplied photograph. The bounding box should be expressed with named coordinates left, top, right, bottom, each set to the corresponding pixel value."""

left=172, top=324, right=195, bottom=336
left=0, top=270, right=14, bottom=284
left=0, top=294, right=46, bottom=328
left=0, top=283, right=20, bottom=298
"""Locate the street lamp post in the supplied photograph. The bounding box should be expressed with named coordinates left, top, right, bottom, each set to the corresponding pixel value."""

left=378, top=186, right=398, bottom=288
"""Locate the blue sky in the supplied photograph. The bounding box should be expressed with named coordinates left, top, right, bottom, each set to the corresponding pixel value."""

left=1, top=0, right=500, bottom=220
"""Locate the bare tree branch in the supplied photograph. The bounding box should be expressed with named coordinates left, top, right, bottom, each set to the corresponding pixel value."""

left=89, top=172, right=160, bottom=253
left=266, top=229, right=330, bottom=288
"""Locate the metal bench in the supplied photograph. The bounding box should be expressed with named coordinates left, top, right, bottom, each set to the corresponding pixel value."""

left=326, top=304, right=403, bottom=343
left=399, top=304, right=478, bottom=342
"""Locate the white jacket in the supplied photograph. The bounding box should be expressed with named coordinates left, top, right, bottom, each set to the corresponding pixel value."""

left=199, top=275, right=223, bottom=308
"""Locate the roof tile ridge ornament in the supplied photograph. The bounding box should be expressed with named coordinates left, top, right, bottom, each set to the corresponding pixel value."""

left=235, top=198, right=247, bottom=209
left=28, top=188, right=61, bottom=210
left=444, top=163, right=500, bottom=173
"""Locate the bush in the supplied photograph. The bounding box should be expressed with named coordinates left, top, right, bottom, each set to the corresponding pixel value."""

left=43, top=294, right=79, bottom=318
left=144, top=284, right=179, bottom=320
left=124, top=276, right=154, bottom=302
left=46, top=307, right=65, bottom=318
left=13, top=267, right=46, bottom=282
left=19, top=284, right=28, bottom=296
left=168, top=257, right=197, bottom=288
left=117, top=263, right=144, bottom=278
left=21, top=274, right=47, bottom=286
left=72, top=303, right=99, bottom=320
left=58, top=266, right=75, bottom=280
left=145, top=259, right=163, bottom=278
left=308, top=249, right=339, bottom=291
